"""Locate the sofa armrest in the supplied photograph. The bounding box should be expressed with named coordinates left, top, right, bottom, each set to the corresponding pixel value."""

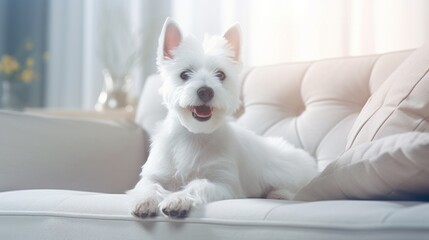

left=0, top=110, right=148, bottom=193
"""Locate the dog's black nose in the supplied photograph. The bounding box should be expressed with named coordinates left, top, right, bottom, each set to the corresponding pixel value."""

left=197, top=87, right=214, bottom=103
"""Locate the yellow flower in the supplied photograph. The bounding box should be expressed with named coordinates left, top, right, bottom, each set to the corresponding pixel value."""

left=20, top=69, right=35, bottom=83
left=26, top=58, right=34, bottom=67
left=0, top=55, right=20, bottom=75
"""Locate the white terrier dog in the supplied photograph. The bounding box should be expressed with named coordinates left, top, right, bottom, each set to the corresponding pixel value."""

left=128, top=18, right=317, bottom=218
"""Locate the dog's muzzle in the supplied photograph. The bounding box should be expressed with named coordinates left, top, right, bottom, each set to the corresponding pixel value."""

left=190, top=87, right=214, bottom=121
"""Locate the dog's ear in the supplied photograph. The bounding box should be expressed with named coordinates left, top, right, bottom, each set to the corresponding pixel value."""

left=159, top=17, right=182, bottom=60
left=223, top=23, right=241, bottom=62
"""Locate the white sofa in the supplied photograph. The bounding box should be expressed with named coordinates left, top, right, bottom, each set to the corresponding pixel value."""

left=1, top=45, right=429, bottom=240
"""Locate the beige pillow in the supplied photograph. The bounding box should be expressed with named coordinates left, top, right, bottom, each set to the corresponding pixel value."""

left=346, top=43, right=429, bottom=149
left=294, top=132, right=429, bottom=201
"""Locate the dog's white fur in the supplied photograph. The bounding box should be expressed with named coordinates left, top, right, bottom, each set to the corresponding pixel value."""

left=128, top=18, right=318, bottom=218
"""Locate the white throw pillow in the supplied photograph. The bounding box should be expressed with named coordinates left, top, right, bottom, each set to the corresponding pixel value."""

left=294, top=132, right=429, bottom=201
left=346, top=43, right=429, bottom=149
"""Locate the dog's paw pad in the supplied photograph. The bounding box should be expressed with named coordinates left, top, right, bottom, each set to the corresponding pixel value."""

left=132, top=210, right=157, bottom=218
left=159, top=196, right=192, bottom=218
left=132, top=198, right=158, bottom=218
left=161, top=208, right=188, bottom=218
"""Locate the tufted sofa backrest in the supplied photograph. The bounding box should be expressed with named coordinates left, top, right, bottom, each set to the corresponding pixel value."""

left=237, top=50, right=413, bottom=170
left=136, top=50, right=413, bottom=170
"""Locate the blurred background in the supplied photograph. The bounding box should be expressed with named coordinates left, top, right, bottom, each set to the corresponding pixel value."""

left=0, top=0, right=428, bottom=111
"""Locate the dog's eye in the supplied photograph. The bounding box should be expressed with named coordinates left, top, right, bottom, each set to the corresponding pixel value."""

left=180, top=70, right=192, bottom=81
left=215, top=70, right=226, bottom=81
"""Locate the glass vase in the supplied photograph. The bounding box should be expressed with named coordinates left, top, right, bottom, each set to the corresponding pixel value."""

left=0, top=80, right=20, bottom=110
left=95, top=70, right=134, bottom=112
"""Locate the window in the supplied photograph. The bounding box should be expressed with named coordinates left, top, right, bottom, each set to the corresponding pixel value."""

left=0, top=0, right=48, bottom=109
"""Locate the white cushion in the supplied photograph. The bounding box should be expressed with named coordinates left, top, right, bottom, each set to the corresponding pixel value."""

left=346, top=43, right=429, bottom=149
left=0, top=110, right=146, bottom=193
left=295, top=132, right=429, bottom=201
left=1, top=189, right=428, bottom=240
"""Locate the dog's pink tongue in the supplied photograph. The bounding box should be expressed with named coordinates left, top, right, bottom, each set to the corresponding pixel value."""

left=192, top=106, right=212, bottom=117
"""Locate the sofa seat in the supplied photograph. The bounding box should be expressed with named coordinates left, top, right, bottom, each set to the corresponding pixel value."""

left=1, top=189, right=428, bottom=240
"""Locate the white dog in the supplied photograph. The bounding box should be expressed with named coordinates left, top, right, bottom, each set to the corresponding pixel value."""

left=128, top=18, right=317, bottom=218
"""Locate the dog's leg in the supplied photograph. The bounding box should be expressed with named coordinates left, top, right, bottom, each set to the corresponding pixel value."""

left=159, top=179, right=236, bottom=218
left=128, top=179, right=170, bottom=218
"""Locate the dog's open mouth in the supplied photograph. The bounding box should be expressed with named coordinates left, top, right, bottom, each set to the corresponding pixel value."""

left=190, top=105, right=213, bottom=122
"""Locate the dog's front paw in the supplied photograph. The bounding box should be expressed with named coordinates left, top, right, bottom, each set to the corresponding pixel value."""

left=132, top=197, right=159, bottom=218
left=159, top=195, right=193, bottom=218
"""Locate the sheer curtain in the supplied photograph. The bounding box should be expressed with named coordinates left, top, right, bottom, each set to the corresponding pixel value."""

left=172, top=0, right=429, bottom=66
left=46, top=0, right=429, bottom=109
left=47, top=0, right=169, bottom=109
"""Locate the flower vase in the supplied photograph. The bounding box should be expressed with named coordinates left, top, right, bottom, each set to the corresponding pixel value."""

left=95, top=70, right=134, bottom=112
left=0, top=80, right=20, bottom=110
